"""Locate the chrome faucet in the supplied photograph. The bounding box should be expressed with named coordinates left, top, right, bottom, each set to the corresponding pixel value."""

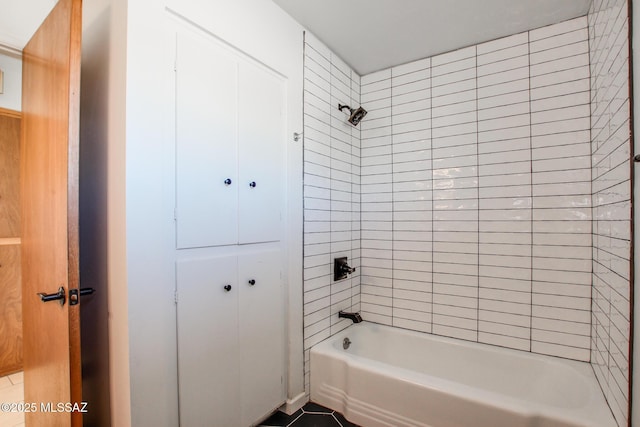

left=339, top=311, right=363, bottom=323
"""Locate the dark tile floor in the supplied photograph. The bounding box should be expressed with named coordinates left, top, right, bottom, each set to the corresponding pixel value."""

left=260, top=402, right=359, bottom=427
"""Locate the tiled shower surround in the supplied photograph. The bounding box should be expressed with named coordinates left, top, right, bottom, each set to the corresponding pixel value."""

left=360, top=18, right=593, bottom=360
left=302, top=32, right=361, bottom=394
left=302, top=10, right=632, bottom=426
left=589, top=0, right=632, bottom=425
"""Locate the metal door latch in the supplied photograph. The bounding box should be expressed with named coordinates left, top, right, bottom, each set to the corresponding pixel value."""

left=69, top=288, right=96, bottom=306
left=38, top=287, right=95, bottom=306
left=38, top=287, right=66, bottom=306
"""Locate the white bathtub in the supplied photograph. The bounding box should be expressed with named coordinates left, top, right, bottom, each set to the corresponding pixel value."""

left=310, top=322, right=616, bottom=427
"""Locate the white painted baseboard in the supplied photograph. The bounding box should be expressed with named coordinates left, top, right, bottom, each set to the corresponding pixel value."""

left=280, top=392, right=306, bottom=415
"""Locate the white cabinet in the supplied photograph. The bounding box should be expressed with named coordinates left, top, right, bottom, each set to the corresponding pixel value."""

left=176, top=250, right=285, bottom=427
left=238, top=62, right=285, bottom=244
left=176, top=255, right=240, bottom=427
left=238, top=251, right=285, bottom=426
left=174, top=25, right=287, bottom=427
left=175, top=31, right=239, bottom=248
left=175, top=29, right=284, bottom=249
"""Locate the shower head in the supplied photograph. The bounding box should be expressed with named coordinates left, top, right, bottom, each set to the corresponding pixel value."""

left=338, top=104, right=368, bottom=126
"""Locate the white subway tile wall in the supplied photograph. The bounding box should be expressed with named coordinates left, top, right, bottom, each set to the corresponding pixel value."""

left=360, top=68, right=394, bottom=326
left=589, top=0, right=631, bottom=425
left=477, top=33, right=531, bottom=352
left=529, top=19, right=592, bottom=362
left=392, top=58, right=433, bottom=334
left=302, top=32, right=361, bottom=396
left=302, top=11, right=632, bottom=421
left=431, top=46, right=478, bottom=341
left=359, top=17, right=594, bottom=360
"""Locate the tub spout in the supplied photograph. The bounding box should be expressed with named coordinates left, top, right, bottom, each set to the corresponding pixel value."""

left=339, top=311, right=363, bottom=323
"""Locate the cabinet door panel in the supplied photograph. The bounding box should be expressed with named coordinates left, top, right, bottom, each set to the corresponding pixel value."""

left=238, top=250, right=285, bottom=425
left=177, top=255, right=239, bottom=426
left=176, top=30, right=239, bottom=249
left=238, top=62, right=284, bottom=244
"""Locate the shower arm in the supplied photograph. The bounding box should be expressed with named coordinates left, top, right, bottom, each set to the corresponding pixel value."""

left=338, top=104, right=354, bottom=114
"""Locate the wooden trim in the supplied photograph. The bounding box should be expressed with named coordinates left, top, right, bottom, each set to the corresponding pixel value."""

left=66, top=1, right=84, bottom=425
left=0, top=238, right=21, bottom=246
left=0, top=108, right=21, bottom=119
left=0, top=43, right=22, bottom=58
left=0, top=365, right=22, bottom=378
left=0, top=245, right=21, bottom=377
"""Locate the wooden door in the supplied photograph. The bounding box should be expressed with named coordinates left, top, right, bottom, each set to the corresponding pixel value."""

left=20, top=0, right=83, bottom=425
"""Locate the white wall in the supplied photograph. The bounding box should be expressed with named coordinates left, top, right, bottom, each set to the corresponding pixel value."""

left=124, top=3, right=177, bottom=425
left=0, top=50, right=22, bottom=111
left=80, top=0, right=130, bottom=425
left=124, top=0, right=304, bottom=425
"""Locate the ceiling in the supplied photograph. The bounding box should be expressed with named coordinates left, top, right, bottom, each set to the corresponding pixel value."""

left=272, top=0, right=592, bottom=75
left=0, top=0, right=57, bottom=51
left=0, top=0, right=592, bottom=72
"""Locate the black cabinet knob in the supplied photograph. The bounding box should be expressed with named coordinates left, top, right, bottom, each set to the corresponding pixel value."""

left=223, top=284, right=232, bottom=292
left=249, top=181, right=256, bottom=188
left=224, top=178, right=232, bottom=186
left=248, top=279, right=256, bottom=286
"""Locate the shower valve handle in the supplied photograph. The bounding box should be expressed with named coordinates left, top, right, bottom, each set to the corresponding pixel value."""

left=224, top=178, right=232, bottom=186
left=341, top=264, right=356, bottom=274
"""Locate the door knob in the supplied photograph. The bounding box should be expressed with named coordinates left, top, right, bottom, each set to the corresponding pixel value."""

left=38, top=287, right=66, bottom=306
left=224, top=178, right=232, bottom=186
left=249, top=181, right=256, bottom=188
left=224, top=284, right=232, bottom=292
left=248, top=279, right=256, bottom=286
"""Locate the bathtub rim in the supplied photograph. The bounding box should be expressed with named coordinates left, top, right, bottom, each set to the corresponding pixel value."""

left=310, top=321, right=617, bottom=427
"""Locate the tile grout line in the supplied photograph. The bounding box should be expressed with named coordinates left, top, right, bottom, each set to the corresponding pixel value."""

left=391, top=71, right=395, bottom=328
left=300, top=34, right=312, bottom=396
left=475, top=45, right=480, bottom=342
left=430, top=59, right=434, bottom=333
left=285, top=411, right=306, bottom=427
left=349, top=69, right=354, bottom=315
left=528, top=28, right=534, bottom=353
left=329, top=51, right=334, bottom=336
left=332, top=413, right=345, bottom=427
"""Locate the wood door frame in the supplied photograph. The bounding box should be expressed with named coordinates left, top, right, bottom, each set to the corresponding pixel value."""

left=0, top=109, right=22, bottom=377
left=0, top=107, right=21, bottom=119
left=66, top=0, right=83, bottom=418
